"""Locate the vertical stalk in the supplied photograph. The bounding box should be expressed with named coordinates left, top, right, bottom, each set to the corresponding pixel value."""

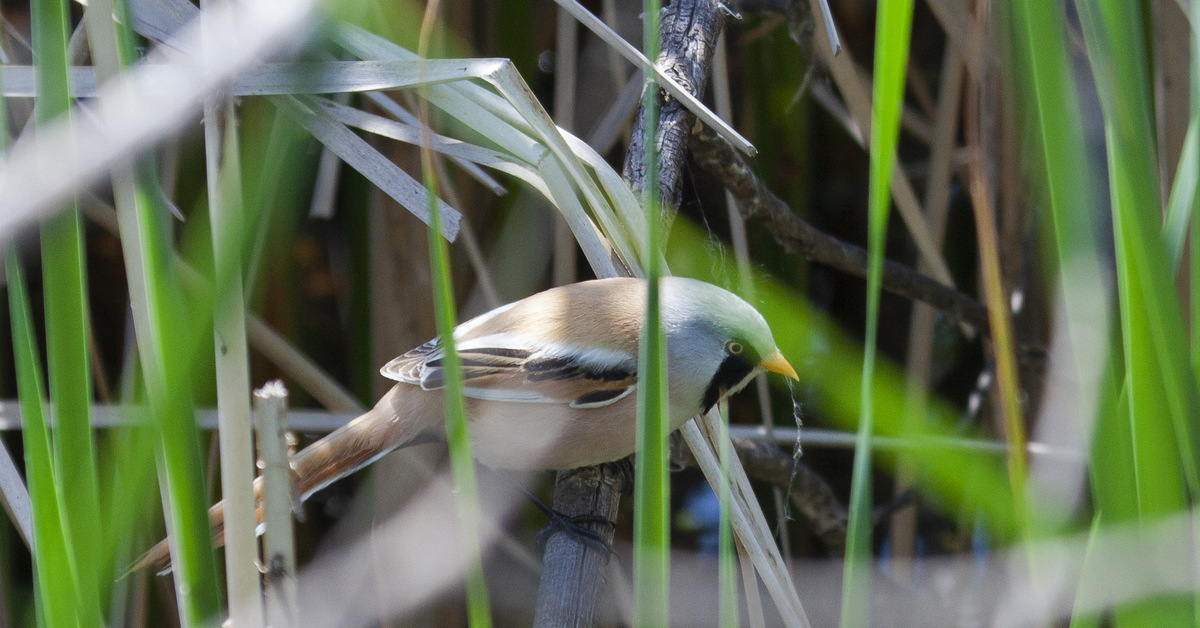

left=841, top=0, right=914, bottom=625
left=103, top=1, right=224, bottom=624
left=964, top=2, right=1028, bottom=530
left=1007, top=9, right=1115, bottom=599
left=634, top=0, right=670, bottom=625
left=417, top=3, right=493, bottom=626
left=31, top=0, right=105, bottom=620
left=254, top=383, right=297, bottom=627
left=6, top=250, right=80, bottom=628
left=1077, top=0, right=1200, bottom=621
left=1006, top=0, right=1104, bottom=423
left=1079, top=0, right=1200, bottom=506
left=200, top=0, right=263, bottom=619
left=130, top=166, right=226, bottom=627
left=552, top=4, right=579, bottom=287
left=81, top=0, right=166, bottom=610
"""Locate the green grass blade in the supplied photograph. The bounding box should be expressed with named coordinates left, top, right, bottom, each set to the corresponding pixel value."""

left=95, top=1, right=224, bottom=623
left=81, top=0, right=149, bottom=596
left=841, top=1, right=914, bottom=625
left=0, top=31, right=77, bottom=628
left=111, top=0, right=140, bottom=68
left=1006, top=0, right=1106, bottom=440
left=417, top=8, right=492, bottom=626
left=1006, top=1, right=1146, bottom=618
left=1106, top=127, right=1188, bottom=516
left=30, top=0, right=71, bottom=123
left=1087, top=370, right=1144, bottom=626
left=1078, top=0, right=1200, bottom=507
left=1008, top=0, right=1099, bottom=274
left=31, top=0, right=106, bottom=619
left=1089, top=367, right=1138, bottom=521
left=118, top=160, right=224, bottom=625
left=633, top=1, right=670, bottom=626
left=1108, top=129, right=1193, bottom=623
left=1076, top=0, right=1200, bottom=621
left=6, top=248, right=81, bottom=628
left=423, top=161, right=493, bottom=628
left=38, top=203, right=105, bottom=624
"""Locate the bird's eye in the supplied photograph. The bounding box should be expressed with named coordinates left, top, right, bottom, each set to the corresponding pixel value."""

left=726, top=341, right=744, bottom=355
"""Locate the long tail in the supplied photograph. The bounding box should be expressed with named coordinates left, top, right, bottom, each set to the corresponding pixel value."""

left=131, top=385, right=434, bottom=574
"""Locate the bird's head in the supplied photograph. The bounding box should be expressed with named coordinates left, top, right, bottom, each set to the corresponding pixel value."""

left=659, top=277, right=798, bottom=414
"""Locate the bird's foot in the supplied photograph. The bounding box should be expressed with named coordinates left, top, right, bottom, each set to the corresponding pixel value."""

left=521, top=486, right=617, bottom=555
left=534, top=509, right=617, bottom=556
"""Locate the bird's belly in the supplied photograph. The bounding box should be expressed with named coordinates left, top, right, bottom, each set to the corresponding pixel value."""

left=464, top=396, right=698, bottom=470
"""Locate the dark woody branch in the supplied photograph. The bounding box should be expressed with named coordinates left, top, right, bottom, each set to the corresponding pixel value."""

left=669, top=434, right=849, bottom=551
left=537, top=2, right=730, bottom=626
left=689, top=122, right=990, bottom=332
left=669, top=434, right=917, bottom=555
left=533, top=464, right=626, bottom=627
left=622, top=0, right=729, bottom=212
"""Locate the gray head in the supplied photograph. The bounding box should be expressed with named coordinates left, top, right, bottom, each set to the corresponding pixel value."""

left=659, top=277, right=797, bottom=413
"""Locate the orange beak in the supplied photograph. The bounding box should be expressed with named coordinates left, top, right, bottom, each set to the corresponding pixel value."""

left=760, top=350, right=799, bottom=381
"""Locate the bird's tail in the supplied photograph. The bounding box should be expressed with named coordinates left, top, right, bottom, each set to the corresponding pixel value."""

left=130, top=385, right=433, bottom=574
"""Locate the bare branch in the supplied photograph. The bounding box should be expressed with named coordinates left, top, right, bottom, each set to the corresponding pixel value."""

left=671, top=434, right=849, bottom=552
left=539, top=1, right=731, bottom=625
left=688, top=122, right=990, bottom=332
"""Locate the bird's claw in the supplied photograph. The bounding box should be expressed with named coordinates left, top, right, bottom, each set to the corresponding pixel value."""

left=521, top=487, right=616, bottom=555
left=535, top=511, right=617, bottom=557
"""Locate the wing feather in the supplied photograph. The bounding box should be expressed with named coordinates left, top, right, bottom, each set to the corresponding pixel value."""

left=380, top=335, right=637, bottom=408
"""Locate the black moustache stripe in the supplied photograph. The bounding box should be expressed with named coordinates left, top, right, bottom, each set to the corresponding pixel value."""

left=701, top=352, right=757, bottom=413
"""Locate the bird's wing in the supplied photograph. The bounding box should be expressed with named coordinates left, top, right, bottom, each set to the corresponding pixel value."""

left=381, top=333, right=638, bottom=409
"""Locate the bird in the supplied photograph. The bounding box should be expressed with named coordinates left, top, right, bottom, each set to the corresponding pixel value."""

left=134, top=276, right=797, bottom=571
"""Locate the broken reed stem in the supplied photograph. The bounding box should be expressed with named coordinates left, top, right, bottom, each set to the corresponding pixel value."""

left=254, top=381, right=299, bottom=628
